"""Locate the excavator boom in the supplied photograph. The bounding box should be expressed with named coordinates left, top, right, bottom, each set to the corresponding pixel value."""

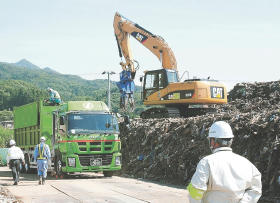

left=114, top=12, right=177, bottom=71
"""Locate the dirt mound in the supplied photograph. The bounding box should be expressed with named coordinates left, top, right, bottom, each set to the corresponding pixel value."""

left=120, top=81, right=280, bottom=202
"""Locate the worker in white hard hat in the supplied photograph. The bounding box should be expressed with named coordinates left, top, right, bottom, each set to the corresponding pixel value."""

left=34, top=136, right=51, bottom=185
left=6, top=139, right=25, bottom=185
left=47, top=87, right=61, bottom=105
left=187, top=121, right=262, bottom=203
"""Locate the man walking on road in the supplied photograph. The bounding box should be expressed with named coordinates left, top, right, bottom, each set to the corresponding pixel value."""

left=34, top=136, right=51, bottom=185
left=6, top=139, right=25, bottom=185
left=187, top=121, right=262, bottom=203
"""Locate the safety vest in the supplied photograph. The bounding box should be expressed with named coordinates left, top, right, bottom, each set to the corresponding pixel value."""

left=37, top=144, right=46, bottom=160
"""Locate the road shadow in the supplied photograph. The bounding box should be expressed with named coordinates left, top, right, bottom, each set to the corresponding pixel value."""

left=49, top=172, right=109, bottom=180
left=0, top=166, right=142, bottom=183
left=0, top=166, right=107, bottom=181
left=0, top=169, right=12, bottom=177
left=118, top=174, right=186, bottom=190
left=0, top=167, right=38, bottom=183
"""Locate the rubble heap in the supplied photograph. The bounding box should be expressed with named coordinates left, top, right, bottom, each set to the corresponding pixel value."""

left=120, top=81, right=280, bottom=202
left=0, top=187, right=22, bottom=203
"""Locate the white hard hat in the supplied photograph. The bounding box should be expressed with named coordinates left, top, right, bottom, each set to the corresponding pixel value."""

left=40, top=136, right=46, bottom=142
left=47, top=87, right=52, bottom=91
left=208, top=121, right=234, bottom=139
left=10, top=139, right=16, bottom=146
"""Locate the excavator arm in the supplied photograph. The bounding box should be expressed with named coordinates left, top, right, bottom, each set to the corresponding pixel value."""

left=114, top=12, right=178, bottom=112
left=113, top=12, right=177, bottom=72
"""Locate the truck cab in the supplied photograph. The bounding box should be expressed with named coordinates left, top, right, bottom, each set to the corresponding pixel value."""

left=53, top=101, right=121, bottom=177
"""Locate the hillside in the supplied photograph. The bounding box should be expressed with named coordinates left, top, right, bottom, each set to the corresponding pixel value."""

left=13, top=59, right=40, bottom=70
left=0, top=80, right=47, bottom=111
left=0, top=61, right=109, bottom=98
left=0, top=60, right=144, bottom=114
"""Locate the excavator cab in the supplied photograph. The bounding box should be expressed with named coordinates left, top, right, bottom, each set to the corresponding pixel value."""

left=142, top=69, right=178, bottom=100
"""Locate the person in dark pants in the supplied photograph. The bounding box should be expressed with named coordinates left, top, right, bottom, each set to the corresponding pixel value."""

left=6, top=140, right=25, bottom=185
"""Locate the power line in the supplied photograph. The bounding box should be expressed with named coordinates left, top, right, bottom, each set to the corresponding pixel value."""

left=71, top=70, right=265, bottom=86
left=74, top=72, right=103, bottom=76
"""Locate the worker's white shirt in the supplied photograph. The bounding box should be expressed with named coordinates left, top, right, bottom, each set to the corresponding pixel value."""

left=6, top=146, right=24, bottom=163
left=190, top=147, right=262, bottom=203
left=53, top=90, right=60, bottom=99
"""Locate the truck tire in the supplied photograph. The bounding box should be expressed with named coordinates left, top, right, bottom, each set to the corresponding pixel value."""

left=24, top=154, right=30, bottom=173
left=24, top=154, right=36, bottom=174
left=55, top=156, right=63, bottom=177
left=103, top=171, right=113, bottom=177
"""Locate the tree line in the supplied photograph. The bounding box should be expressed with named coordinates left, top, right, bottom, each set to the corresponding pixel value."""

left=0, top=62, right=145, bottom=116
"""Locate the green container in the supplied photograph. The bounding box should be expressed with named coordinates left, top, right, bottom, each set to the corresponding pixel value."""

left=14, top=102, right=38, bottom=129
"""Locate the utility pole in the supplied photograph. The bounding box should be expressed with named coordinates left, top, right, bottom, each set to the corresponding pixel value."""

left=102, top=71, right=116, bottom=110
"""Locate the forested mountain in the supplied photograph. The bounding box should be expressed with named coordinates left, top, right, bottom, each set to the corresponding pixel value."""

left=0, top=61, right=110, bottom=99
left=0, top=60, right=144, bottom=115
left=13, top=59, right=41, bottom=70
left=0, top=80, right=47, bottom=110
left=43, top=67, right=60, bottom=74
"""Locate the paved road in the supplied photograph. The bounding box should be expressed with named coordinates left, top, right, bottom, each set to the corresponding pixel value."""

left=0, top=167, right=189, bottom=203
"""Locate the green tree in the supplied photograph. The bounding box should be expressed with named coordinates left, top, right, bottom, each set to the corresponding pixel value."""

left=0, top=126, right=13, bottom=148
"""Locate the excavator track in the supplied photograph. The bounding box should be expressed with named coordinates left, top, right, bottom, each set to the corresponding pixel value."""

left=140, top=107, right=169, bottom=119
left=182, top=107, right=216, bottom=117
left=140, top=106, right=216, bottom=119
left=140, top=107, right=181, bottom=119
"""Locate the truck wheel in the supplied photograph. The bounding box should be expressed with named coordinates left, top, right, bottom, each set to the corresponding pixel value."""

left=24, top=154, right=30, bottom=173
left=55, top=157, right=63, bottom=177
left=19, top=161, right=25, bottom=173
left=103, top=171, right=113, bottom=177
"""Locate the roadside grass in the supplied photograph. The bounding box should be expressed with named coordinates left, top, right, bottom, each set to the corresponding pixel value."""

left=0, top=126, right=13, bottom=148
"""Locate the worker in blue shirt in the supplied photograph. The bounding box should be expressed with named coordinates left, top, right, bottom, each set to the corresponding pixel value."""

left=34, top=136, right=51, bottom=185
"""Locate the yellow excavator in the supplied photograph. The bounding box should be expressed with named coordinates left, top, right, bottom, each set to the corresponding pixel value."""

left=114, top=12, right=227, bottom=118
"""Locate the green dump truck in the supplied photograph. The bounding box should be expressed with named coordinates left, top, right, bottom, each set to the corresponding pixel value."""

left=13, top=101, right=121, bottom=177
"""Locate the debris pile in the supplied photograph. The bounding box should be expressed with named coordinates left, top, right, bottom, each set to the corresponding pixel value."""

left=120, top=81, right=280, bottom=202
left=0, top=187, right=22, bottom=203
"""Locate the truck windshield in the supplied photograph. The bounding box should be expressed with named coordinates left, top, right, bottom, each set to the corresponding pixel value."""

left=68, top=113, right=119, bottom=134
left=166, top=70, right=178, bottom=83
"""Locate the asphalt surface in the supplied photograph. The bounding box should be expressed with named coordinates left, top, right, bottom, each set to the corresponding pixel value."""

left=0, top=167, right=189, bottom=203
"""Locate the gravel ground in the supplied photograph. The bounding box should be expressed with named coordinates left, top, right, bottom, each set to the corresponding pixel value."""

left=0, top=187, right=22, bottom=203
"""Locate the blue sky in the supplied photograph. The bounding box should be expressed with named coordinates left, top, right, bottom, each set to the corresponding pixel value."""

left=0, top=0, right=279, bottom=89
